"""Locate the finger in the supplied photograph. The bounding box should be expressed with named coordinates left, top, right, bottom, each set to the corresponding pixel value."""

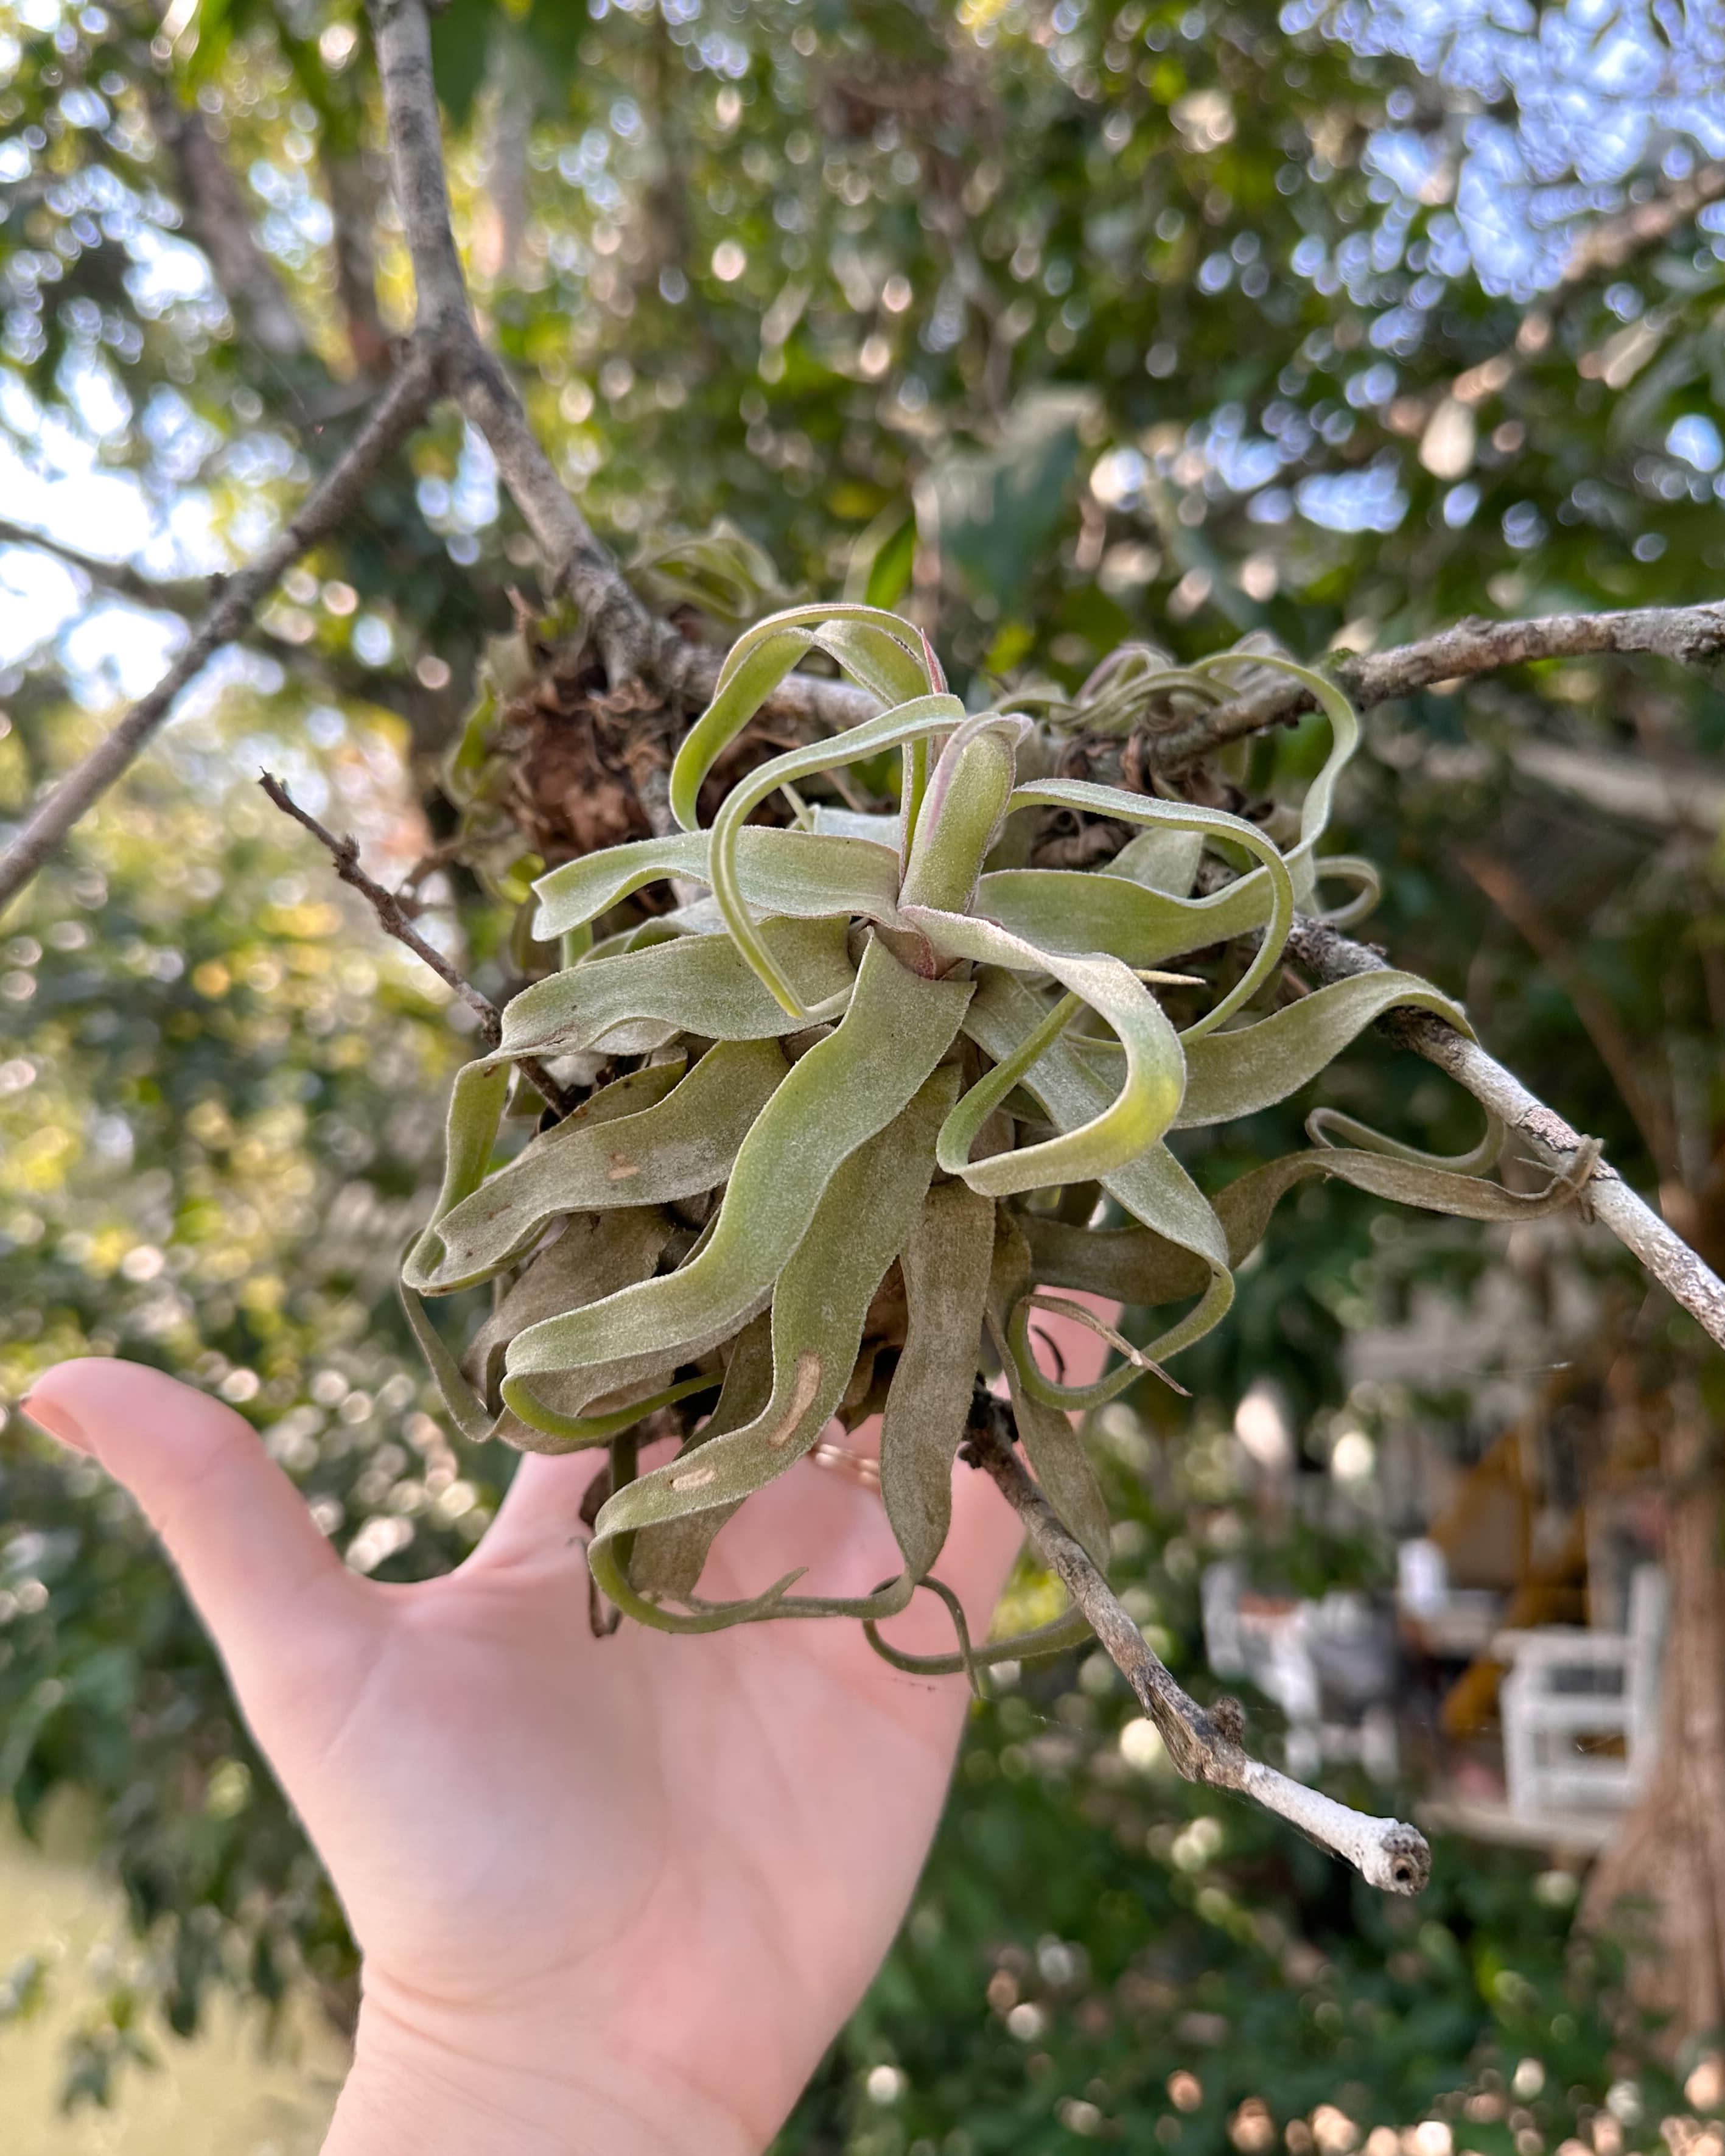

left=467, top=1447, right=610, bottom=1573
left=23, top=1359, right=360, bottom=1685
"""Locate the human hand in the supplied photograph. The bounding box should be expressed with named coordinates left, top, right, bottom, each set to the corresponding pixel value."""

left=22, top=1356, right=1038, bottom=2156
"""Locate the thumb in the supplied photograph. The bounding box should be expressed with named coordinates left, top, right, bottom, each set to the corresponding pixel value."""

left=24, top=1359, right=360, bottom=1692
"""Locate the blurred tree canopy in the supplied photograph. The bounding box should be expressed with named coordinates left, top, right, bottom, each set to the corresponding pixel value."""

left=2, top=0, right=1724, bottom=2146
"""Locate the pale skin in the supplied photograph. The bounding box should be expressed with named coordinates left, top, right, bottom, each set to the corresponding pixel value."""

left=22, top=1350, right=1097, bottom=2155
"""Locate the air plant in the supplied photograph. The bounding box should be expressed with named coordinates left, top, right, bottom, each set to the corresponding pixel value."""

left=402, top=603, right=1588, bottom=1671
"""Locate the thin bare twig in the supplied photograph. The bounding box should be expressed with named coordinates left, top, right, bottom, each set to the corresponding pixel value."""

left=1116, top=600, right=1725, bottom=777
left=258, top=772, right=573, bottom=1117
left=1284, top=912, right=1725, bottom=1352
left=0, top=347, right=439, bottom=915
left=961, top=1396, right=1432, bottom=1895
left=0, top=517, right=439, bottom=735
left=0, top=518, right=216, bottom=617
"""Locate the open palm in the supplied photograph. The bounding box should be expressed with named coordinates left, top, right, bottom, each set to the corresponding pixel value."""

left=24, top=1357, right=1026, bottom=2155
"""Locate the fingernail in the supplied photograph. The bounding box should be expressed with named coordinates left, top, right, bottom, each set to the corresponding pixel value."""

left=17, top=1392, right=94, bottom=1455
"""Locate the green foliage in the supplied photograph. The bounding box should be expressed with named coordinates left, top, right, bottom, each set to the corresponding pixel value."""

left=2, top=0, right=1724, bottom=2125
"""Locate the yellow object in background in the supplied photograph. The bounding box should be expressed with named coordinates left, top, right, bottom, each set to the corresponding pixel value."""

left=0, top=1814, right=343, bottom=2155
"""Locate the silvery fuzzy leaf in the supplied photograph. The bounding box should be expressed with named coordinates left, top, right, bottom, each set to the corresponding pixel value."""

left=1005, top=778, right=1294, bottom=1037
left=876, top=1180, right=997, bottom=1589
left=628, top=1315, right=776, bottom=1600
left=907, top=906, right=1186, bottom=1198
left=462, top=1208, right=679, bottom=1410
left=988, top=1208, right=1111, bottom=1569
left=965, top=968, right=1236, bottom=1367
left=491, top=914, right=856, bottom=1065
left=586, top=1064, right=956, bottom=1629
left=406, top=1059, right=682, bottom=1298
left=1211, top=1137, right=1600, bottom=1261
left=975, top=866, right=1280, bottom=970
left=812, top=806, right=902, bottom=845
left=1193, top=649, right=1359, bottom=909
left=670, top=601, right=938, bottom=831
left=708, top=691, right=966, bottom=1014
left=1110, top=826, right=1205, bottom=897
left=1018, top=1212, right=1212, bottom=1306
left=499, top=939, right=971, bottom=1437
left=531, top=826, right=903, bottom=940
left=1171, top=971, right=1470, bottom=1127
left=411, top=1041, right=788, bottom=1293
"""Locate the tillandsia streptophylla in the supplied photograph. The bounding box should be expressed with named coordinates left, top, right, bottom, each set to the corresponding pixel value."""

left=401, top=603, right=1592, bottom=1671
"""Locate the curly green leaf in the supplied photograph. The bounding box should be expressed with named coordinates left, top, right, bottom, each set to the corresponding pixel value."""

left=875, top=1181, right=997, bottom=1592
left=908, top=911, right=1186, bottom=1198
left=491, top=915, right=856, bottom=1065
left=586, top=1066, right=955, bottom=1629
left=1005, top=779, right=1295, bottom=1037
left=709, top=692, right=966, bottom=1015
left=411, top=1043, right=788, bottom=1294
left=499, top=940, right=971, bottom=1435
left=530, top=827, right=903, bottom=942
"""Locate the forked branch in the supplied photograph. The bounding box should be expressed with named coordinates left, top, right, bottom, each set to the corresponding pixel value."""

left=0, top=518, right=217, bottom=618
left=962, top=1396, right=1432, bottom=1895
left=0, top=0, right=672, bottom=918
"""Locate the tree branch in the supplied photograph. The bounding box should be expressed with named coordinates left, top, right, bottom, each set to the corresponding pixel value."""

left=1116, top=600, right=1725, bottom=776
left=4, top=0, right=682, bottom=906
left=0, top=348, right=438, bottom=914
left=149, top=91, right=309, bottom=361
left=365, top=0, right=682, bottom=691
left=631, top=594, right=1725, bottom=813
left=961, top=1396, right=1432, bottom=1895
left=0, top=518, right=461, bottom=745
left=0, top=517, right=215, bottom=617
left=1284, top=912, right=1725, bottom=1352
left=257, top=772, right=573, bottom=1116
left=320, top=143, right=394, bottom=377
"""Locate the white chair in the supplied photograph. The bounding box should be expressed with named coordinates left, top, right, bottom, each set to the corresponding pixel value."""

left=1395, top=1537, right=1506, bottom=1657
left=1497, top=1564, right=1668, bottom=1819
